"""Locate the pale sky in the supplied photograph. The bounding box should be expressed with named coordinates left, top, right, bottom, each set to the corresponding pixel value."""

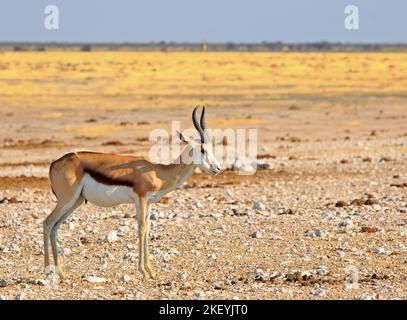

left=0, top=0, right=406, bottom=43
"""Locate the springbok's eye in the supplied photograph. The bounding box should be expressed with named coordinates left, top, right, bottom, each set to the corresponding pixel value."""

left=200, top=147, right=205, bottom=154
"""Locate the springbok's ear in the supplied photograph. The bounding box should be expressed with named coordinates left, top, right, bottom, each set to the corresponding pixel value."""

left=176, top=130, right=189, bottom=144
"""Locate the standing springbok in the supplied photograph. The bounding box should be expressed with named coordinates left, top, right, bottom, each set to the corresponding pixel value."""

left=43, top=106, right=221, bottom=279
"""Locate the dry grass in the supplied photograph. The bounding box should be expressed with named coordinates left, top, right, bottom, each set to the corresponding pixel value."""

left=1, top=52, right=407, bottom=112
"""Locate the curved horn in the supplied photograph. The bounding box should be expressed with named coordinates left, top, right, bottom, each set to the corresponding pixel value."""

left=200, top=106, right=206, bottom=130
left=192, top=106, right=205, bottom=143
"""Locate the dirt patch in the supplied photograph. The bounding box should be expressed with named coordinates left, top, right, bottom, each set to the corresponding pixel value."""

left=0, top=176, right=49, bottom=190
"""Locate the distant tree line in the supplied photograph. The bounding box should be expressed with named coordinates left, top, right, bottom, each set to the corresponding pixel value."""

left=1, top=41, right=407, bottom=52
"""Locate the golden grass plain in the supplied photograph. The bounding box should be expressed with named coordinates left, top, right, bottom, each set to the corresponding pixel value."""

left=1, top=52, right=407, bottom=111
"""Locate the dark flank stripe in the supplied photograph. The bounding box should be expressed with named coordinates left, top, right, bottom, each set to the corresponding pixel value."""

left=84, top=168, right=134, bottom=188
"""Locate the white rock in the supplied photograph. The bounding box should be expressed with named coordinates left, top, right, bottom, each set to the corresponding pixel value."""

left=83, top=275, right=107, bottom=283
left=60, top=247, right=71, bottom=255
left=120, top=274, right=131, bottom=283
left=106, top=231, right=118, bottom=243
left=355, top=295, right=373, bottom=300
left=372, top=204, right=381, bottom=211
left=177, top=271, right=187, bottom=281
left=255, top=269, right=266, bottom=281
left=0, top=295, right=6, bottom=300
left=373, top=247, right=391, bottom=255
left=213, top=282, right=223, bottom=290
left=168, top=248, right=179, bottom=255
left=316, top=267, right=328, bottom=276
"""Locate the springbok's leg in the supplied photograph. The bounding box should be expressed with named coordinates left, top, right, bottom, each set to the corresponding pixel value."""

left=137, top=197, right=148, bottom=278
left=50, top=197, right=84, bottom=278
left=144, top=201, right=155, bottom=278
left=44, top=204, right=63, bottom=275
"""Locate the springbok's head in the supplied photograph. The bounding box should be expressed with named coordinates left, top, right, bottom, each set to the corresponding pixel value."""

left=177, top=106, right=221, bottom=175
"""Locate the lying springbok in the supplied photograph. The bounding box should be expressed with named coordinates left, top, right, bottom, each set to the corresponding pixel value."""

left=43, top=106, right=221, bottom=279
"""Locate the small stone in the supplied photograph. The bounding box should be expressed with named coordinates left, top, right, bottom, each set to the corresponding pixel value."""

left=256, top=161, right=270, bottom=170
left=83, top=275, right=107, bottom=283
left=106, top=231, right=118, bottom=243
left=0, top=279, right=7, bottom=288
left=312, top=289, right=326, bottom=296
left=213, top=282, right=223, bottom=290
left=250, top=231, right=262, bottom=238
left=278, top=208, right=295, bottom=215
left=305, top=230, right=314, bottom=237
left=286, top=272, right=301, bottom=282
left=123, top=252, right=137, bottom=261
left=35, top=279, right=46, bottom=286
left=0, top=295, right=6, bottom=300
left=373, top=247, right=391, bottom=255
left=177, top=271, right=187, bottom=282
left=15, top=293, right=25, bottom=300
left=305, top=229, right=322, bottom=238
left=255, top=269, right=266, bottom=281
left=60, top=247, right=71, bottom=255
left=209, top=254, right=217, bottom=261
left=31, top=212, right=40, bottom=219
left=372, top=204, right=381, bottom=211
left=314, top=229, right=322, bottom=237
left=339, top=219, right=353, bottom=228
left=120, top=274, right=131, bottom=283
left=335, top=201, right=348, bottom=208
left=361, top=226, right=379, bottom=233
left=252, top=201, right=265, bottom=210
left=316, top=267, right=328, bottom=276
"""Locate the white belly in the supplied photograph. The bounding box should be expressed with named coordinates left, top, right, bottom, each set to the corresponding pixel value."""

left=82, top=174, right=135, bottom=207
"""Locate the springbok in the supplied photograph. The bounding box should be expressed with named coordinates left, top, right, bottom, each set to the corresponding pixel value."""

left=43, top=106, right=221, bottom=279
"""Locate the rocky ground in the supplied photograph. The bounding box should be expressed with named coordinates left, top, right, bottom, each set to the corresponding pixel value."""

left=0, top=145, right=406, bottom=300
left=0, top=98, right=407, bottom=300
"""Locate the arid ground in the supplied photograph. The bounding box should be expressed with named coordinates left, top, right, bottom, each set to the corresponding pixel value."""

left=0, top=52, right=406, bottom=299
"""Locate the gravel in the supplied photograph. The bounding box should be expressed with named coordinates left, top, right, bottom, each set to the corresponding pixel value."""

left=0, top=125, right=406, bottom=300
left=83, top=276, right=107, bottom=283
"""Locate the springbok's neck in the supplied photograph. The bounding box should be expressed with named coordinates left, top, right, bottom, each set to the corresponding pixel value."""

left=173, top=146, right=197, bottom=174
left=168, top=146, right=197, bottom=187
